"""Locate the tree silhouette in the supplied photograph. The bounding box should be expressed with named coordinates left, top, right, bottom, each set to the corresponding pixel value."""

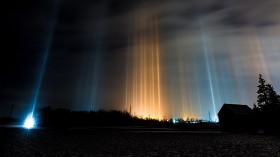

left=255, top=74, right=280, bottom=112
left=254, top=74, right=280, bottom=133
left=256, top=74, right=267, bottom=111
left=265, top=83, right=280, bottom=112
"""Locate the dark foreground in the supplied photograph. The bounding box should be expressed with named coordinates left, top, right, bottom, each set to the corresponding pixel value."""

left=0, top=127, right=280, bottom=157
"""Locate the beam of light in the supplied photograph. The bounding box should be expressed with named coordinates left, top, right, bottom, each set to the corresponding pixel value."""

left=90, top=42, right=101, bottom=110
left=127, top=13, right=164, bottom=120
left=88, top=2, right=109, bottom=111
left=194, top=63, right=203, bottom=118
left=203, top=38, right=217, bottom=121
left=198, top=16, right=217, bottom=122
left=31, top=43, right=49, bottom=114
left=250, top=27, right=271, bottom=82
left=30, top=18, right=56, bottom=114
left=222, top=38, right=241, bottom=104
left=254, top=32, right=280, bottom=91
left=177, top=44, right=187, bottom=120
left=125, top=33, right=132, bottom=113
left=192, top=0, right=218, bottom=121
left=228, top=37, right=249, bottom=104
left=75, top=2, right=108, bottom=111
left=155, top=16, right=162, bottom=119
left=26, top=0, right=60, bottom=122
left=171, top=40, right=199, bottom=120
left=125, top=37, right=129, bottom=112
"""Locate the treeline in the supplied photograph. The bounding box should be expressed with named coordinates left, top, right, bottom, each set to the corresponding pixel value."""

left=0, top=117, right=20, bottom=125
left=35, top=106, right=218, bottom=129
left=37, top=107, right=170, bottom=128
left=252, top=74, right=280, bottom=134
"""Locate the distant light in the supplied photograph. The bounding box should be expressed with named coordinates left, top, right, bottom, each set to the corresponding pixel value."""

left=190, top=121, right=198, bottom=124
left=23, top=114, right=35, bottom=129
left=213, top=115, right=219, bottom=122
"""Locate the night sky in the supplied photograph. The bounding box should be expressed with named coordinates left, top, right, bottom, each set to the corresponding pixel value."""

left=2, top=0, right=280, bottom=120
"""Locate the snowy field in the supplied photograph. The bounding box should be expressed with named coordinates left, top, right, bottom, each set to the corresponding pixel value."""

left=0, top=127, right=280, bottom=157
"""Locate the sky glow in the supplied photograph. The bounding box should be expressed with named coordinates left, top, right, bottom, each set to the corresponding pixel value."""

left=2, top=0, right=280, bottom=121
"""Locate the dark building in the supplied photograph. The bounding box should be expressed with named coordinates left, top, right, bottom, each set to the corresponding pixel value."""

left=218, top=104, right=252, bottom=132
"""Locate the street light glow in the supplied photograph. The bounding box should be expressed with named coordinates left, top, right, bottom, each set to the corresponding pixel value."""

left=23, top=114, right=35, bottom=129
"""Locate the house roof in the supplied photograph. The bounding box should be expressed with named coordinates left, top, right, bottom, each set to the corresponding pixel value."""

left=218, top=104, right=252, bottom=115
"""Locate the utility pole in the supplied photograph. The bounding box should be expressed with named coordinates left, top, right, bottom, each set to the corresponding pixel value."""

left=208, top=111, right=211, bottom=122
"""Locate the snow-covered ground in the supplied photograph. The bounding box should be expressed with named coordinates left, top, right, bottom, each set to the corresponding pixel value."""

left=1, top=127, right=279, bottom=156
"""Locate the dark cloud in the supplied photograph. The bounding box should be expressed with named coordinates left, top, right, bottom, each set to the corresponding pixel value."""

left=256, top=21, right=277, bottom=28
left=221, top=11, right=248, bottom=27
left=205, top=2, right=225, bottom=13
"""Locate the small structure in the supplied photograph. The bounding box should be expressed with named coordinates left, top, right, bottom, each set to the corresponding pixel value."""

left=218, top=104, right=252, bottom=132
